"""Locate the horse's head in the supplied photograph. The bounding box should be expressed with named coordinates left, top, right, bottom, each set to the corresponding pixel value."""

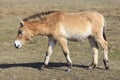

left=14, top=20, right=33, bottom=48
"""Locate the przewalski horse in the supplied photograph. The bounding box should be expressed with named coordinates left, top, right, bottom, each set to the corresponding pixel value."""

left=14, top=11, right=109, bottom=72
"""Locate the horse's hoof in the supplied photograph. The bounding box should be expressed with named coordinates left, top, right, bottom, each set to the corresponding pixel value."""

left=39, top=64, right=45, bottom=70
left=103, top=60, right=109, bottom=70
left=105, top=66, right=109, bottom=70
left=88, top=64, right=96, bottom=70
left=88, top=66, right=93, bottom=70
left=65, top=68, right=71, bottom=72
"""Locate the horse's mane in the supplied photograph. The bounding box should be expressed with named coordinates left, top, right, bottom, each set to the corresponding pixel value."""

left=23, top=11, right=56, bottom=21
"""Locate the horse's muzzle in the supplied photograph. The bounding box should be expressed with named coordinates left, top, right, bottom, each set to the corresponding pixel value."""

left=14, top=40, right=22, bottom=49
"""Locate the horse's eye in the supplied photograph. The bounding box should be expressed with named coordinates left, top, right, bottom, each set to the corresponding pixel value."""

left=18, top=30, right=22, bottom=34
left=26, top=38, right=30, bottom=41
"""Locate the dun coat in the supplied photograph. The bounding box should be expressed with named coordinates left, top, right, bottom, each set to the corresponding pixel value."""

left=14, top=11, right=109, bottom=72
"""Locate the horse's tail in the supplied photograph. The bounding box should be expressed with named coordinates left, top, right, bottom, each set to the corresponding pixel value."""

left=103, top=27, right=107, bottom=41
left=103, top=20, right=110, bottom=50
left=103, top=19, right=107, bottom=41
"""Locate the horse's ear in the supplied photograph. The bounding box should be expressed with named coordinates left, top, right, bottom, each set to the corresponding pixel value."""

left=20, top=20, right=25, bottom=26
left=18, top=16, right=25, bottom=26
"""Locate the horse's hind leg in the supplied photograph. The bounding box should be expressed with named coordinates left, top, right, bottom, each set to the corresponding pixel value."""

left=40, top=38, right=57, bottom=70
left=58, top=37, right=72, bottom=72
left=88, top=36, right=99, bottom=69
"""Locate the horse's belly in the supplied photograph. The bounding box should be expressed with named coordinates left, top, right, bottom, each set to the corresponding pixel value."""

left=59, top=22, right=92, bottom=41
left=60, top=26, right=92, bottom=41
left=66, top=32, right=90, bottom=41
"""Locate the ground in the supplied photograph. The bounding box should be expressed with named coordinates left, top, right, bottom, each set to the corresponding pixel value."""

left=0, top=0, right=120, bottom=80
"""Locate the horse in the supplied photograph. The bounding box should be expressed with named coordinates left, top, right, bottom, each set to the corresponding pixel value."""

left=14, top=11, right=109, bottom=72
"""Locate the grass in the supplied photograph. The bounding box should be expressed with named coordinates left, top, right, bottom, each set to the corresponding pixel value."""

left=0, top=0, right=120, bottom=80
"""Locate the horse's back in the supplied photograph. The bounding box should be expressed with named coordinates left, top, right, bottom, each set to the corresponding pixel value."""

left=62, top=11, right=105, bottom=27
left=57, top=11, right=105, bottom=41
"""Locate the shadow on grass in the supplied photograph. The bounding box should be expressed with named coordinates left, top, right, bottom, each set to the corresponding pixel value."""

left=0, top=62, right=88, bottom=69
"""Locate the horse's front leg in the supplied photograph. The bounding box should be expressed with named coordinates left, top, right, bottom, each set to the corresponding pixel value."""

left=40, top=38, right=56, bottom=70
left=58, top=38, right=72, bottom=72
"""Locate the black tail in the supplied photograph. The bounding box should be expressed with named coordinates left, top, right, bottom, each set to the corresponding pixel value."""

left=103, top=26, right=110, bottom=50
left=103, top=27, right=107, bottom=41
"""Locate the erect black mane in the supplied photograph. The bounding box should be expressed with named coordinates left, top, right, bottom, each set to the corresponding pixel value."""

left=23, top=11, right=56, bottom=21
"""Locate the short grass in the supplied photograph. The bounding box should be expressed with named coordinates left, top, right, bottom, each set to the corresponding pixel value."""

left=0, top=0, right=120, bottom=80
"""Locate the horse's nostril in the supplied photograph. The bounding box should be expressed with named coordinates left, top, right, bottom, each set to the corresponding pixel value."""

left=14, top=40, right=22, bottom=48
left=16, top=46, right=19, bottom=48
left=14, top=44, right=19, bottom=48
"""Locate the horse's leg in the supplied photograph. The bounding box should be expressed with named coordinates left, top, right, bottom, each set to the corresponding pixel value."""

left=88, top=36, right=99, bottom=69
left=97, top=36, right=109, bottom=70
left=58, top=38, right=72, bottom=72
left=40, top=38, right=57, bottom=69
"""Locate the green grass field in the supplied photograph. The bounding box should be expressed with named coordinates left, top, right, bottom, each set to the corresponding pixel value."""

left=0, top=0, right=120, bottom=80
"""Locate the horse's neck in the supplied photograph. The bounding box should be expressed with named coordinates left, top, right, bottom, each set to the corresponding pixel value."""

left=34, top=23, right=50, bottom=36
left=27, top=18, right=53, bottom=36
